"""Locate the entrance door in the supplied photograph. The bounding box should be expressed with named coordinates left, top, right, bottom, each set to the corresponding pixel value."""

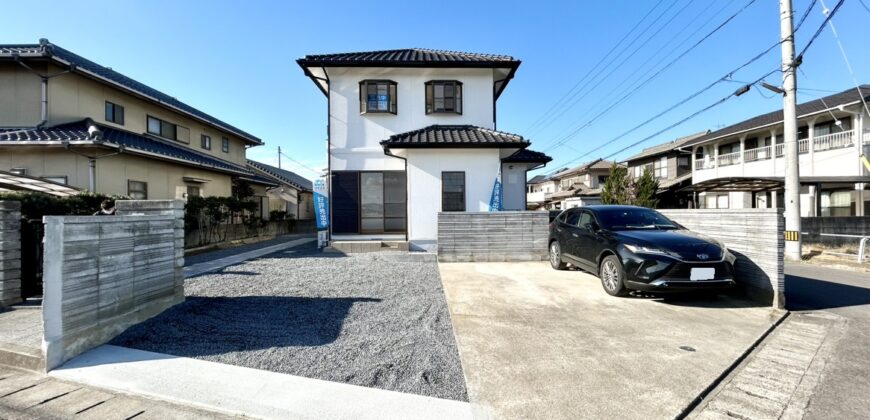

left=332, top=170, right=406, bottom=234
left=332, top=172, right=360, bottom=234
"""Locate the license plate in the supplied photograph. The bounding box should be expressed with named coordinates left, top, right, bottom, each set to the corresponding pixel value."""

left=690, top=267, right=715, bottom=281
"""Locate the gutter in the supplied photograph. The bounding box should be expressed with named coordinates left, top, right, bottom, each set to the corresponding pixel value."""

left=12, top=53, right=72, bottom=128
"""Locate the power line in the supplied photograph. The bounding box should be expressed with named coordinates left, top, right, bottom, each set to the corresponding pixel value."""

left=278, top=149, right=323, bottom=176
left=542, top=0, right=764, bottom=153
left=522, top=0, right=667, bottom=134
left=525, top=0, right=692, bottom=138
left=540, top=0, right=818, bottom=170
left=817, top=0, right=870, bottom=117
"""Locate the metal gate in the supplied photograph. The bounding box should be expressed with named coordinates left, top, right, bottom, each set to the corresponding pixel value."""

left=19, top=219, right=43, bottom=299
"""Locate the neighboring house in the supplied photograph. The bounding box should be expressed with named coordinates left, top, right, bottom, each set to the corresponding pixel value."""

left=297, top=48, right=551, bottom=251
left=526, top=173, right=558, bottom=210
left=682, top=86, right=870, bottom=216
left=246, top=159, right=314, bottom=220
left=536, top=159, right=620, bottom=210
left=0, top=39, right=263, bottom=199
left=622, top=131, right=708, bottom=208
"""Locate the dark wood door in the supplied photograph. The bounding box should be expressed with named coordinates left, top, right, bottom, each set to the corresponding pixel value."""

left=332, top=171, right=359, bottom=234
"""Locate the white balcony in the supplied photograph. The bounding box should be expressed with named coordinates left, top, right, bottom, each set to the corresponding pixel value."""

left=717, top=151, right=741, bottom=167
left=743, top=145, right=772, bottom=162
left=527, top=191, right=546, bottom=203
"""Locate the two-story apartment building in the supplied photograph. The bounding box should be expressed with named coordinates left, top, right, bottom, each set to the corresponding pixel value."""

left=622, top=131, right=708, bottom=208
left=528, top=159, right=619, bottom=210
left=0, top=39, right=263, bottom=200
left=682, top=86, right=870, bottom=216
left=297, top=49, right=551, bottom=250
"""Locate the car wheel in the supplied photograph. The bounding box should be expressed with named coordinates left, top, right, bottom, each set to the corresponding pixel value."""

left=549, top=241, right=567, bottom=270
left=599, top=255, right=627, bottom=297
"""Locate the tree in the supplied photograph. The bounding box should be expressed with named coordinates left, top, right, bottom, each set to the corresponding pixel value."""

left=600, top=163, right=630, bottom=205
left=633, top=167, right=660, bottom=209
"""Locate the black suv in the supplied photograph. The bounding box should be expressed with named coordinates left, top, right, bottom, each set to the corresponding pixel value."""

left=548, top=205, right=736, bottom=296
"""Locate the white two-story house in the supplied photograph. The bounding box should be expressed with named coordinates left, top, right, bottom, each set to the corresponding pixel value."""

left=297, top=49, right=551, bottom=250
left=682, top=86, right=870, bottom=216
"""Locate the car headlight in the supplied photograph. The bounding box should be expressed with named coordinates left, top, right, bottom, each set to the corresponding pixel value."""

left=624, top=244, right=670, bottom=256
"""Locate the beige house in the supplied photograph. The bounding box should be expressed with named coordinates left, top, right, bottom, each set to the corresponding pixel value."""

left=528, top=159, right=620, bottom=210
left=621, top=131, right=708, bottom=208
left=0, top=39, right=263, bottom=199
left=246, top=159, right=314, bottom=220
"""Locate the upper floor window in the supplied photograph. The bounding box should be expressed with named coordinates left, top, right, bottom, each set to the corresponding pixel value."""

left=105, top=101, right=124, bottom=125
left=201, top=135, right=212, bottom=150
left=147, top=116, right=177, bottom=140
left=222, top=137, right=230, bottom=153
left=359, top=80, right=397, bottom=114
left=425, top=80, right=462, bottom=114
left=654, top=156, right=667, bottom=179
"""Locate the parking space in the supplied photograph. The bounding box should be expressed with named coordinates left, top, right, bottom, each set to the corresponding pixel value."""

left=440, top=261, right=785, bottom=419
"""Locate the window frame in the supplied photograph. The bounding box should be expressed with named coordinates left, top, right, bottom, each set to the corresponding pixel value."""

left=127, top=180, right=148, bottom=200
left=425, top=80, right=463, bottom=115
left=221, top=136, right=230, bottom=153
left=441, top=171, right=466, bottom=212
left=42, top=175, right=68, bottom=185
left=146, top=115, right=179, bottom=141
left=359, top=80, right=398, bottom=115
left=105, top=101, right=124, bottom=125
left=654, top=156, right=667, bottom=179
left=201, top=134, right=212, bottom=150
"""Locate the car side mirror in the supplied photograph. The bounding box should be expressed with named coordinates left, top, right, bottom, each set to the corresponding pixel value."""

left=588, top=222, right=600, bottom=233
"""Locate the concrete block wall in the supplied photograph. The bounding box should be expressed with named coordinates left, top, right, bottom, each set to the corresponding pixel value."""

left=438, top=212, right=549, bottom=262
left=0, top=202, right=21, bottom=307
left=660, top=209, right=785, bottom=309
left=800, top=216, right=870, bottom=248
left=42, top=200, right=184, bottom=371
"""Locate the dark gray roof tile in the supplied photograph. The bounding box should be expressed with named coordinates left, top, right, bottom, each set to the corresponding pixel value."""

left=381, top=125, right=530, bottom=148
left=246, top=159, right=313, bottom=192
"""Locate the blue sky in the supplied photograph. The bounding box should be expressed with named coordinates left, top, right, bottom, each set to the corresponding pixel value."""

left=5, top=0, right=869, bottom=180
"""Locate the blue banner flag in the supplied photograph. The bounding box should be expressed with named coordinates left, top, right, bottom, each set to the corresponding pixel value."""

left=313, top=179, right=329, bottom=230
left=488, top=170, right=503, bottom=212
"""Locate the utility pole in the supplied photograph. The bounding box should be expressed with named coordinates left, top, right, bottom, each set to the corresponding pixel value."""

left=278, top=146, right=282, bottom=169
left=780, top=0, right=802, bottom=261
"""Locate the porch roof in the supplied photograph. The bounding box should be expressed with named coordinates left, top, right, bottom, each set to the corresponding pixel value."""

left=502, top=148, right=552, bottom=164
left=381, top=125, right=530, bottom=149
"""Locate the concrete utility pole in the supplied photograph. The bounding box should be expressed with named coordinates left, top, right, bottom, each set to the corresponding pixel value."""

left=278, top=146, right=282, bottom=169
left=780, top=0, right=802, bottom=260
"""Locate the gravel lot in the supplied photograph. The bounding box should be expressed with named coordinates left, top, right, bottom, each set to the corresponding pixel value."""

left=111, top=243, right=468, bottom=401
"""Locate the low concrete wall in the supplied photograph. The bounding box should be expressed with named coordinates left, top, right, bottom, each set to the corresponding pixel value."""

left=184, top=219, right=316, bottom=249
left=661, top=209, right=784, bottom=309
left=438, top=212, right=548, bottom=262
left=42, top=200, right=185, bottom=371
left=801, top=216, right=870, bottom=248
left=0, top=202, right=21, bottom=307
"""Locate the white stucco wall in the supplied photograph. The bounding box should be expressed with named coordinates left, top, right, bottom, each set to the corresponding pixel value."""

left=406, top=148, right=501, bottom=246
left=327, top=67, right=496, bottom=172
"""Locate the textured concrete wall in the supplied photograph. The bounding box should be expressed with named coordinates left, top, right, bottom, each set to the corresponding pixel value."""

left=42, top=200, right=184, bottom=371
left=438, top=212, right=549, bottom=262
left=0, top=202, right=21, bottom=307
left=660, top=209, right=784, bottom=309
left=801, top=216, right=870, bottom=247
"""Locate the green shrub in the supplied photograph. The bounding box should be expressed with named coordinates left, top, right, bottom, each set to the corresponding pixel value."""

left=0, top=191, right=128, bottom=220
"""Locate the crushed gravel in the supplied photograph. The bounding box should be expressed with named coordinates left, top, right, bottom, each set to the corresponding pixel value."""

left=111, top=243, right=468, bottom=401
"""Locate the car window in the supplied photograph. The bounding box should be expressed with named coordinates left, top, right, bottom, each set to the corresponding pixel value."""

left=563, top=211, right=580, bottom=226
left=597, top=208, right=678, bottom=231
left=577, top=212, right=593, bottom=229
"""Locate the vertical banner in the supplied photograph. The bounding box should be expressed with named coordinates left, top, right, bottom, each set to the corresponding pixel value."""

left=313, top=178, right=329, bottom=248
left=488, top=168, right=503, bottom=212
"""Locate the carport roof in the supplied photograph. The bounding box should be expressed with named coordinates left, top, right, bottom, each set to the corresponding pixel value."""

left=0, top=170, right=80, bottom=196
left=681, top=176, right=870, bottom=193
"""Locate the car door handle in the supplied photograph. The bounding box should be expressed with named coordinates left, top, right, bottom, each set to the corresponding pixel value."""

left=572, top=233, right=579, bottom=238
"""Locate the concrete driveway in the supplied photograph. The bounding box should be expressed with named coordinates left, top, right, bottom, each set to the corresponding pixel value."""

left=439, top=262, right=784, bottom=420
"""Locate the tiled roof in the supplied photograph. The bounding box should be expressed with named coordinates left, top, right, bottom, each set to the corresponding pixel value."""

left=684, top=85, right=870, bottom=148
left=551, top=159, right=620, bottom=179
left=502, top=149, right=552, bottom=164
left=297, top=48, right=519, bottom=67
left=0, top=120, right=250, bottom=175
left=623, top=131, right=708, bottom=162
left=246, top=159, right=313, bottom=192
left=0, top=40, right=262, bottom=145
left=381, top=125, right=530, bottom=148
left=528, top=174, right=549, bottom=184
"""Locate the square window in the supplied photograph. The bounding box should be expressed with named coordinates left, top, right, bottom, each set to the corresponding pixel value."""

left=201, top=135, right=212, bottom=150
left=105, top=101, right=124, bottom=125
left=359, top=80, right=397, bottom=114
left=426, top=81, right=462, bottom=114
left=128, top=180, right=148, bottom=199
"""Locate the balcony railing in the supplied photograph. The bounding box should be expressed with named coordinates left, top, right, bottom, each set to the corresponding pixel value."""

left=814, top=129, right=854, bottom=152
left=774, top=138, right=810, bottom=157
left=743, top=145, right=772, bottom=162
left=717, top=151, right=741, bottom=167
left=694, top=159, right=713, bottom=170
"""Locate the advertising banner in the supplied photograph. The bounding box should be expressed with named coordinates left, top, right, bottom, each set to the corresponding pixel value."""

left=313, top=178, right=329, bottom=247
left=488, top=169, right=503, bottom=212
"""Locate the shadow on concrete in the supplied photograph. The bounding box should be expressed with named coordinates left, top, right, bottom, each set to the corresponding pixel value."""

left=786, top=274, right=870, bottom=311
left=650, top=290, right=768, bottom=309
left=110, top=295, right=381, bottom=357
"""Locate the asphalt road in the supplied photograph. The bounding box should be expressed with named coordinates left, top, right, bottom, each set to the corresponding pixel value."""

left=785, top=262, right=870, bottom=419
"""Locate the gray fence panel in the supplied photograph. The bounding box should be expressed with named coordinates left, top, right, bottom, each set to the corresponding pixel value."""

left=437, top=212, right=549, bottom=262
left=0, top=202, right=21, bottom=307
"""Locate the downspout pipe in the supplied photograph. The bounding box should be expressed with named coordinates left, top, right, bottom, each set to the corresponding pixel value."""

left=13, top=54, right=73, bottom=128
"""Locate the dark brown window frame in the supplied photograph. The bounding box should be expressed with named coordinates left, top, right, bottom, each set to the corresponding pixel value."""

left=105, top=101, right=125, bottom=125
left=359, top=80, right=398, bottom=114
left=146, top=115, right=178, bottom=141
left=221, top=136, right=230, bottom=153
left=441, top=171, right=466, bottom=212
left=201, top=134, right=212, bottom=150
left=425, top=80, right=463, bottom=114
left=127, top=179, right=148, bottom=199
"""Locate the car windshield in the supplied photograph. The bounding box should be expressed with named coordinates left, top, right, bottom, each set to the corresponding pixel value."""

left=596, top=208, right=678, bottom=231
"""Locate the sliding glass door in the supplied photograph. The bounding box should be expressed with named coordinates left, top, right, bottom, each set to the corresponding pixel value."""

left=332, top=170, right=406, bottom=234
